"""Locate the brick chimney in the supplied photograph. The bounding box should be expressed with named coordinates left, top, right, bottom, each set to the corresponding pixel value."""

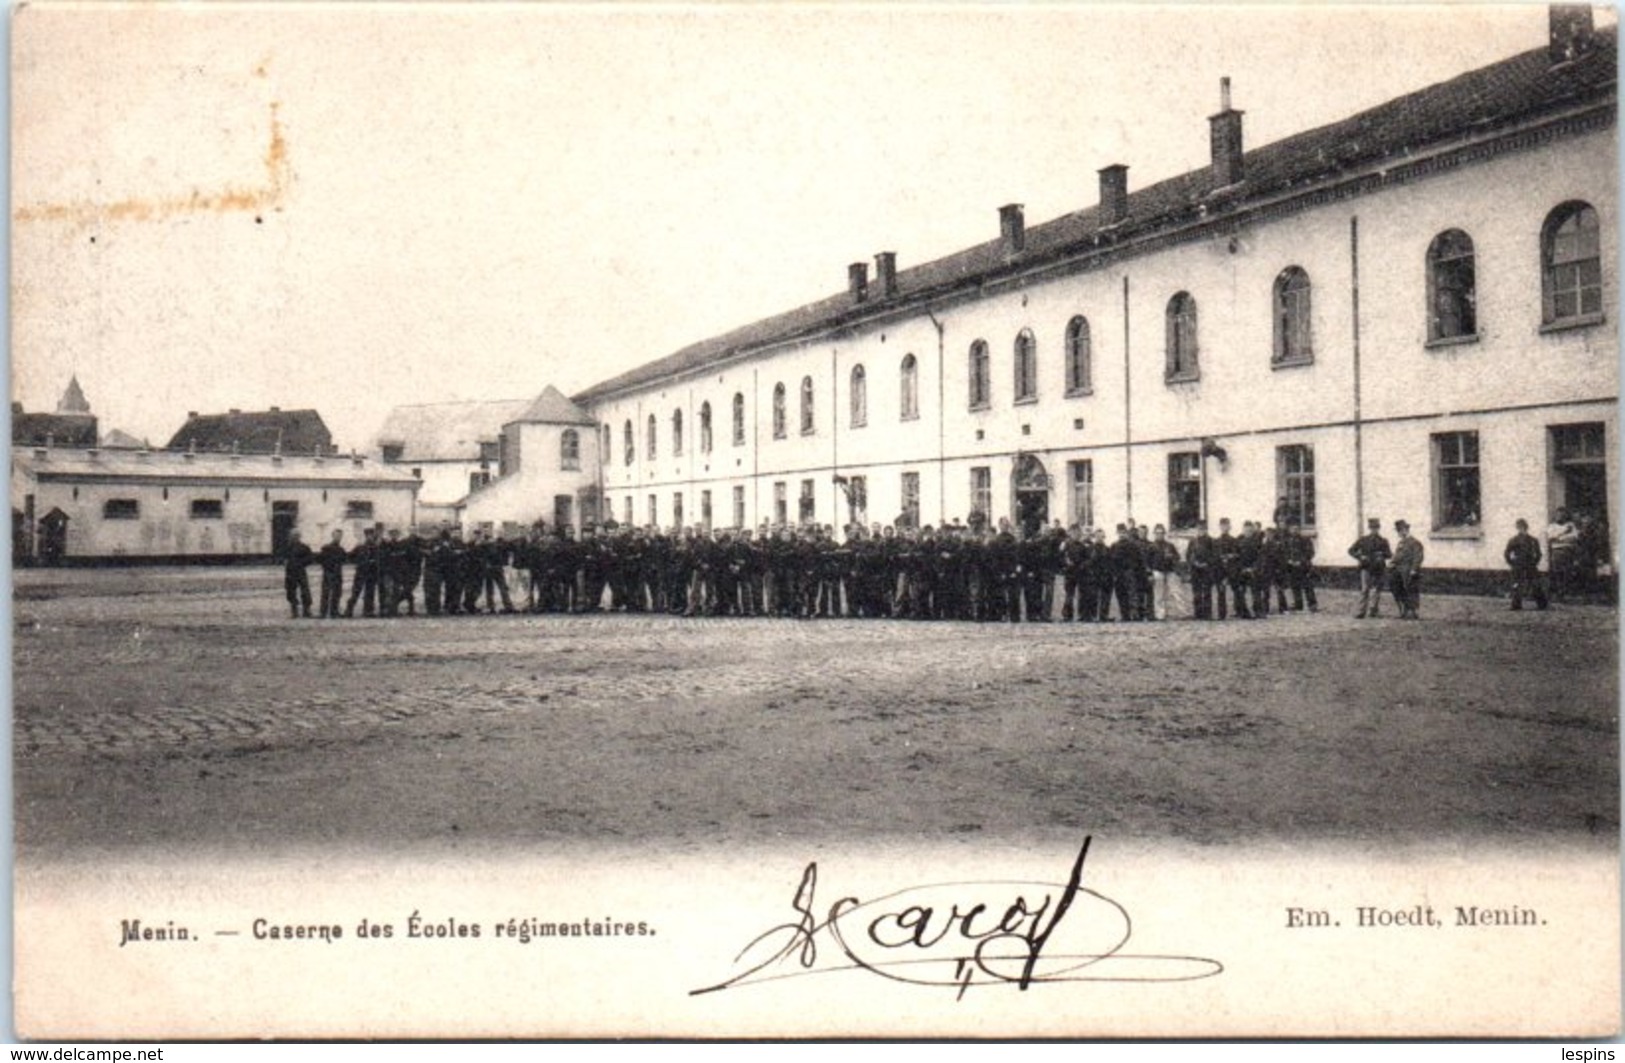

left=999, top=204, right=1025, bottom=254
left=848, top=261, right=869, bottom=305
left=874, top=252, right=898, bottom=299
left=1098, top=164, right=1129, bottom=226
left=1209, top=77, right=1244, bottom=189
left=1550, top=4, right=1595, bottom=64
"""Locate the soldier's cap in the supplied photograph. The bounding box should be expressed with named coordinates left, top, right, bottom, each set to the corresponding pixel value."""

left=1516, top=518, right=1529, bottom=529
left=1395, top=520, right=1410, bottom=532
left=1368, top=518, right=1381, bottom=528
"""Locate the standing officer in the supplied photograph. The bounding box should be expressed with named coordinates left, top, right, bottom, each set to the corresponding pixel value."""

left=317, top=529, right=347, bottom=619
left=1348, top=517, right=1392, bottom=619
left=1185, top=519, right=1218, bottom=620
left=1146, top=524, right=1181, bottom=621
left=1505, top=518, right=1549, bottom=611
left=1281, top=520, right=1319, bottom=613
left=1391, top=520, right=1424, bottom=619
left=1216, top=518, right=1252, bottom=620
left=282, top=528, right=315, bottom=619
left=344, top=526, right=383, bottom=618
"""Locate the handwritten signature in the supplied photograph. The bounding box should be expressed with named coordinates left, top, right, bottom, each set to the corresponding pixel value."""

left=691, top=836, right=1223, bottom=998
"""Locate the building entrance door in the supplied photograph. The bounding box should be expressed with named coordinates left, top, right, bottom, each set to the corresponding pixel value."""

left=38, top=508, right=68, bottom=565
left=271, top=501, right=299, bottom=557
left=554, top=495, right=574, bottom=532
left=1012, top=453, right=1052, bottom=539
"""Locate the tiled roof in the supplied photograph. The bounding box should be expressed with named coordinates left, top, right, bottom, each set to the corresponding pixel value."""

left=166, top=409, right=333, bottom=455
left=573, top=26, right=1616, bottom=403
left=12, top=412, right=97, bottom=448
left=374, top=398, right=531, bottom=461
left=509, top=386, right=596, bottom=426
left=12, top=448, right=420, bottom=485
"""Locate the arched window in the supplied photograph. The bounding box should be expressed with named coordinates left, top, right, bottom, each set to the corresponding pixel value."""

left=560, top=429, right=581, bottom=471
left=968, top=340, right=990, bottom=409
left=622, top=419, right=634, bottom=466
left=646, top=413, right=657, bottom=460
left=1427, top=229, right=1477, bottom=342
left=1273, top=267, right=1313, bottom=365
left=1065, top=316, right=1092, bottom=394
left=1165, top=292, right=1199, bottom=381
left=900, top=354, right=919, bottom=421
left=850, top=365, right=867, bottom=428
left=699, top=402, right=713, bottom=454
left=799, top=376, right=815, bottom=435
left=672, top=409, right=684, bottom=457
left=732, top=393, right=746, bottom=446
left=1013, top=329, right=1037, bottom=402
left=1543, top=201, right=1602, bottom=325
left=772, top=383, right=787, bottom=439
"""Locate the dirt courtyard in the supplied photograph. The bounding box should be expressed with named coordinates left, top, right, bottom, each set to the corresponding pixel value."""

left=12, top=567, right=1619, bottom=858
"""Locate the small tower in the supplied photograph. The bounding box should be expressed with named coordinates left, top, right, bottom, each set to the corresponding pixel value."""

left=56, top=375, right=90, bottom=414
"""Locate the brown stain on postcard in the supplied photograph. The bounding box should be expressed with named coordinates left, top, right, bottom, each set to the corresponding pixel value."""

left=14, top=99, right=290, bottom=225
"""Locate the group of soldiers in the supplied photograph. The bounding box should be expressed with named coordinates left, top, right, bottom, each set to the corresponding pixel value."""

left=278, top=515, right=1326, bottom=624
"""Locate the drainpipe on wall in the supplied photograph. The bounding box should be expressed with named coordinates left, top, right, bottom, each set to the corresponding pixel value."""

left=926, top=310, right=946, bottom=525
left=1351, top=215, right=1364, bottom=536
left=1122, top=274, right=1133, bottom=520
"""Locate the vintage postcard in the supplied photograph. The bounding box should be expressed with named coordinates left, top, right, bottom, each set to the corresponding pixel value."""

left=10, top=1, right=1620, bottom=1040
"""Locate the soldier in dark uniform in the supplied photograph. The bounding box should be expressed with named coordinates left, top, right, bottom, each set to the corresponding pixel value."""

left=282, top=529, right=315, bottom=619
left=423, top=529, right=451, bottom=616
left=1146, top=524, right=1181, bottom=620
left=389, top=529, right=424, bottom=616
left=1059, top=525, right=1090, bottom=621
left=1281, top=521, right=1319, bottom=612
left=317, top=529, right=346, bottom=619
left=1093, top=526, right=1116, bottom=620
left=344, top=526, right=383, bottom=618
left=1107, top=524, right=1142, bottom=621
left=1505, top=518, right=1549, bottom=611
left=1244, top=521, right=1272, bottom=618
left=459, top=529, right=487, bottom=615
left=1216, top=518, right=1252, bottom=620
left=441, top=528, right=467, bottom=615
left=1185, top=520, right=1218, bottom=620
left=1390, top=520, right=1424, bottom=620
left=1348, top=517, right=1392, bottom=619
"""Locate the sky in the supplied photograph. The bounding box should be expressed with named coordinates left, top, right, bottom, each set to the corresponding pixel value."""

left=10, top=2, right=1608, bottom=452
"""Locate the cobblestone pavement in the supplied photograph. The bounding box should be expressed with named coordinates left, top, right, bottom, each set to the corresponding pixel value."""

left=12, top=568, right=1620, bottom=854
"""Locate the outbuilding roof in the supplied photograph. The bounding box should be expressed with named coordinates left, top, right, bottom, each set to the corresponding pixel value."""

left=12, top=447, right=421, bottom=486
left=166, top=409, right=333, bottom=456
left=572, top=24, right=1617, bottom=403
left=374, top=398, right=532, bottom=462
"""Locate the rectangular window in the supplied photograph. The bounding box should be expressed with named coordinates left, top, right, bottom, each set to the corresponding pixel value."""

left=900, top=471, right=921, bottom=529
left=648, top=494, right=658, bottom=527
left=1167, top=453, right=1202, bottom=531
left=1432, top=431, right=1482, bottom=530
left=623, top=496, right=633, bottom=526
left=102, top=498, right=140, bottom=520
left=970, top=467, right=992, bottom=525
left=673, top=491, right=684, bottom=528
left=733, top=485, right=746, bottom=529
left=799, top=479, right=816, bottom=524
left=1068, top=460, right=1094, bottom=528
left=478, top=441, right=499, bottom=463
left=700, top=489, right=713, bottom=531
left=343, top=500, right=374, bottom=521
left=1276, top=445, right=1316, bottom=528
left=191, top=499, right=225, bottom=520
left=773, top=482, right=788, bottom=526
left=848, top=474, right=868, bottom=527
left=469, top=471, right=491, bottom=493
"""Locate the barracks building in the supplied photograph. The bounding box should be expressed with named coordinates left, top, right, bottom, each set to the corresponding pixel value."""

left=476, top=6, right=1616, bottom=584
